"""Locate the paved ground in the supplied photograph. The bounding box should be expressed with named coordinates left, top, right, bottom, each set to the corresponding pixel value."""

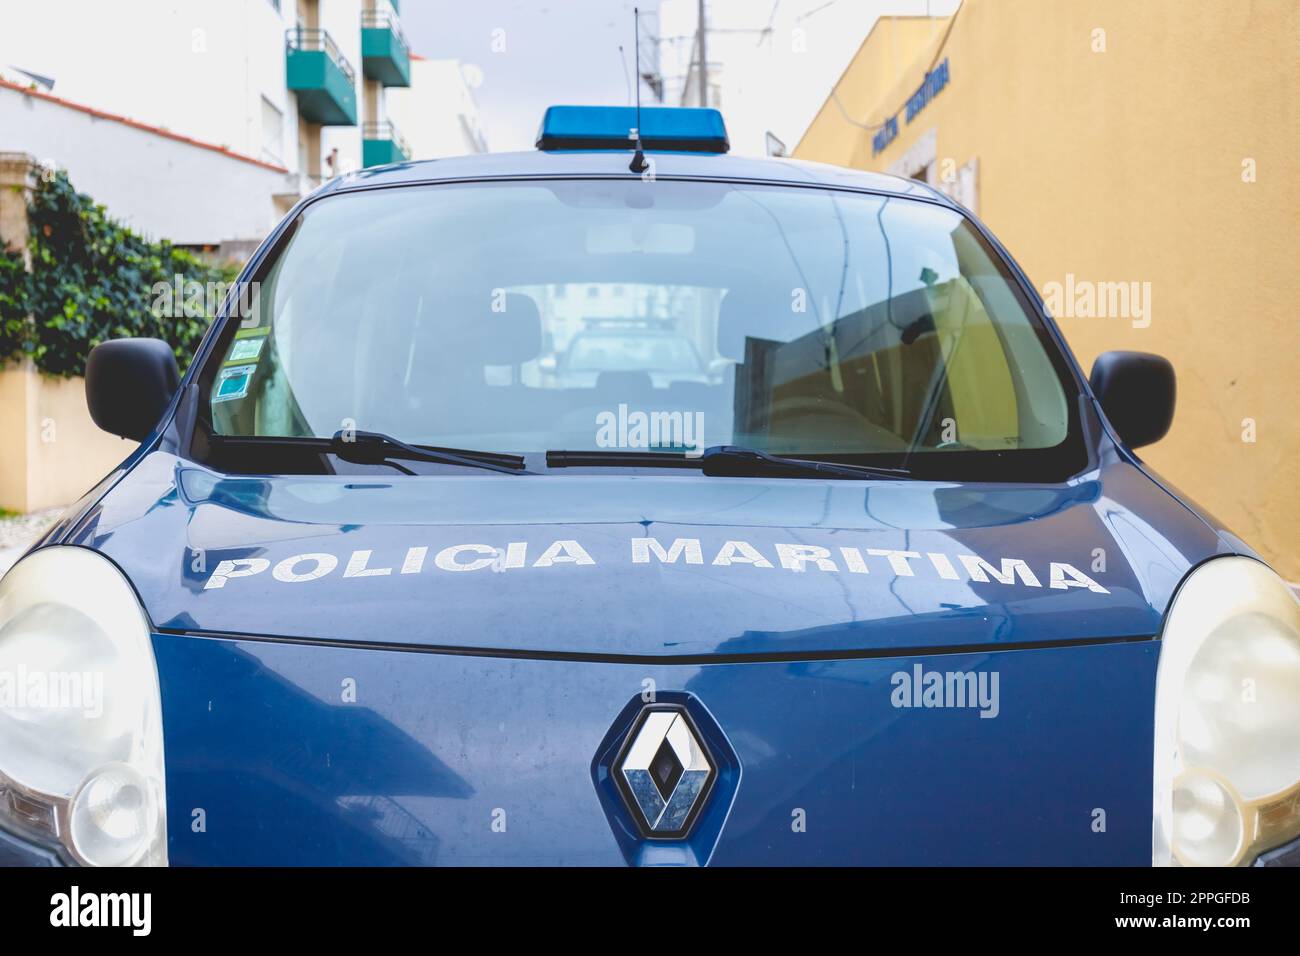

left=0, top=508, right=63, bottom=578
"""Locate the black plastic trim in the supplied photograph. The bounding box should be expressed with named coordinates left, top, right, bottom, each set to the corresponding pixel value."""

left=153, top=626, right=1155, bottom=666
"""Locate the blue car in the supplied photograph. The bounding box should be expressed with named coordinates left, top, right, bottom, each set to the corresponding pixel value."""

left=2, top=106, right=1297, bottom=868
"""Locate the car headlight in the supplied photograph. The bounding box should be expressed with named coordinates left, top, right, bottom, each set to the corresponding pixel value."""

left=0, top=547, right=167, bottom=866
left=1153, top=556, right=1300, bottom=866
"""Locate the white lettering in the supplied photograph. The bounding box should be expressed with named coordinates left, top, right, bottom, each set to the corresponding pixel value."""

left=632, top=537, right=704, bottom=565
left=712, top=540, right=774, bottom=568
left=1049, top=562, right=1109, bottom=593
left=775, top=543, right=837, bottom=572
left=344, top=549, right=392, bottom=578
left=927, top=552, right=960, bottom=580
left=204, top=557, right=269, bottom=590
left=840, top=547, right=869, bottom=573
left=401, top=546, right=428, bottom=574
left=958, top=554, right=1041, bottom=587
left=272, top=553, right=338, bottom=583
left=435, top=544, right=499, bottom=572
left=533, top=540, right=596, bottom=567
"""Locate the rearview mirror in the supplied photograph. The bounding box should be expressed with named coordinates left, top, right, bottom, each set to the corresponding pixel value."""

left=1088, top=350, right=1175, bottom=449
left=85, top=338, right=181, bottom=441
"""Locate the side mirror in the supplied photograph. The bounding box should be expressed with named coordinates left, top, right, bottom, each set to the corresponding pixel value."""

left=1088, top=350, right=1175, bottom=449
left=85, top=338, right=181, bottom=441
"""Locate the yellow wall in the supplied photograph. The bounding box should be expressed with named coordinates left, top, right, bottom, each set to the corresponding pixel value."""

left=1, top=155, right=133, bottom=514
left=796, top=0, right=1300, bottom=580
left=797, top=16, right=946, bottom=168
left=0, top=363, right=134, bottom=513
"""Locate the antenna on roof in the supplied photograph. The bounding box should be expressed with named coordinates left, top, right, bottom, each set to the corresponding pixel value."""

left=629, top=7, right=649, bottom=173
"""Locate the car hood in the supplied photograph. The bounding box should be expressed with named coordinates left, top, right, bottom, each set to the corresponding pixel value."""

left=67, top=452, right=1228, bottom=658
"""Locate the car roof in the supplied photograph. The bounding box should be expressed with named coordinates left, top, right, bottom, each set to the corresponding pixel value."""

left=320, top=149, right=957, bottom=206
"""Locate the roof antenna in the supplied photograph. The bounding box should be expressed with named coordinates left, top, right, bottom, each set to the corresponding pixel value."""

left=629, top=6, right=649, bottom=173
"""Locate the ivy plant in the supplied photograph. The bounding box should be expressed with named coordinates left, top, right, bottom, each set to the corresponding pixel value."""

left=0, top=170, right=240, bottom=377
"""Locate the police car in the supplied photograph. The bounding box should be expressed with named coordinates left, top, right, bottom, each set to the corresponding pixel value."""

left=1, top=106, right=1297, bottom=867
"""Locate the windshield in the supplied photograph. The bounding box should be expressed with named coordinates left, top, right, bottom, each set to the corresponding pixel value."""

left=202, top=179, right=1084, bottom=478
left=564, top=331, right=704, bottom=375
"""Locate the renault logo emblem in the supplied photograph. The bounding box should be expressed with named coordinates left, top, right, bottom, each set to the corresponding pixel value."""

left=613, top=705, right=715, bottom=839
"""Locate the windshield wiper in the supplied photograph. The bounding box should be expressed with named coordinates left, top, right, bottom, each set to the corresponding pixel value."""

left=330, top=430, right=529, bottom=475
left=546, top=450, right=703, bottom=469
left=700, top=445, right=912, bottom=480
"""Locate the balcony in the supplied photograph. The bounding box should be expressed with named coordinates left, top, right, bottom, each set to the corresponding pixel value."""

left=362, top=120, right=412, bottom=167
left=361, top=11, right=411, bottom=87
left=285, top=28, right=358, bottom=126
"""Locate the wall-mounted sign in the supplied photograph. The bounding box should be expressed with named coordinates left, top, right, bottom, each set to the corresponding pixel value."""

left=872, top=116, right=899, bottom=155
left=873, top=58, right=951, bottom=155
left=905, top=58, right=950, bottom=123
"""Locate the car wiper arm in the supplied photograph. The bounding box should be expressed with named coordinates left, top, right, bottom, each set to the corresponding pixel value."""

left=700, top=445, right=911, bottom=480
left=546, top=449, right=703, bottom=469
left=331, top=430, right=529, bottom=475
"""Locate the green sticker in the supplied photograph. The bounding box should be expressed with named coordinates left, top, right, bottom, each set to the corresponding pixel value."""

left=214, top=365, right=255, bottom=403
left=227, top=336, right=265, bottom=363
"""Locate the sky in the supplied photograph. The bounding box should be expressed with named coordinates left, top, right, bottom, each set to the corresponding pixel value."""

left=399, top=0, right=961, bottom=155
left=401, top=0, right=657, bottom=152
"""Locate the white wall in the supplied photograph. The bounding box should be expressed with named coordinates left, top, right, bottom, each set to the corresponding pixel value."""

left=0, top=85, right=290, bottom=245
left=0, top=0, right=304, bottom=165
left=317, top=0, right=363, bottom=174
left=385, top=58, right=487, bottom=160
left=0, top=0, right=385, bottom=178
left=0, top=0, right=491, bottom=176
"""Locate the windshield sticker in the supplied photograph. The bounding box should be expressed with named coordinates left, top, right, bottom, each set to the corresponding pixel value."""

left=213, top=365, right=255, bottom=403
left=226, top=335, right=266, bottom=364
left=200, top=537, right=1110, bottom=594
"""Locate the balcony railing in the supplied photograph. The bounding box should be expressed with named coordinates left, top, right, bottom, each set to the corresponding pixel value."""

left=360, top=11, right=411, bottom=87
left=285, top=28, right=358, bottom=126
left=362, top=120, right=412, bottom=167
left=361, top=11, right=409, bottom=53
left=286, top=28, right=356, bottom=84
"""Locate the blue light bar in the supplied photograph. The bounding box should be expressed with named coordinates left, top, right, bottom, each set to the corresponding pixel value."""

left=536, top=105, right=729, bottom=153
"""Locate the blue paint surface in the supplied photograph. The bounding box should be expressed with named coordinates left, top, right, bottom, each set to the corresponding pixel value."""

left=152, top=632, right=1159, bottom=865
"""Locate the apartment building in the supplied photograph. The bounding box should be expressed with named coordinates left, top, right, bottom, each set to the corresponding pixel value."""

left=0, top=0, right=484, bottom=253
left=386, top=56, right=488, bottom=160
